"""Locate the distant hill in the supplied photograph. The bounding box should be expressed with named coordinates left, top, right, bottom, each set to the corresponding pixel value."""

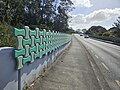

left=86, top=26, right=107, bottom=36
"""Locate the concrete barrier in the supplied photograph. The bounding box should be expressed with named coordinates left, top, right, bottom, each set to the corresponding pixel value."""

left=0, top=47, right=18, bottom=90
left=0, top=41, right=71, bottom=90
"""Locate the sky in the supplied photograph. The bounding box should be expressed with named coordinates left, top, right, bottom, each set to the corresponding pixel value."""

left=68, top=0, right=120, bottom=30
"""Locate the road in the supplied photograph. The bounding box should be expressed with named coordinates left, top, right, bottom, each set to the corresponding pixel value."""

left=28, top=35, right=104, bottom=90
left=75, top=34, right=120, bottom=90
left=27, top=34, right=120, bottom=90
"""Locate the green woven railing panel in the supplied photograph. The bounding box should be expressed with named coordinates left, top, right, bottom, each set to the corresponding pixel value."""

left=13, top=26, right=71, bottom=69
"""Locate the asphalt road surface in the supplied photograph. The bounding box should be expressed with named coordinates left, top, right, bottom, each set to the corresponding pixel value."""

left=75, top=34, right=120, bottom=90
left=27, top=35, right=120, bottom=90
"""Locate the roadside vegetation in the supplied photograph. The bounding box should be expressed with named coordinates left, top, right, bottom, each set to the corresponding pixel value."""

left=86, top=17, right=120, bottom=38
left=85, top=17, right=120, bottom=44
left=0, top=0, right=75, bottom=47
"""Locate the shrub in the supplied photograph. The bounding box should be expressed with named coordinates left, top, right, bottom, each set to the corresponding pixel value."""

left=0, top=23, right=16, bottom=47
left=102, top=32, right=112, bottom=37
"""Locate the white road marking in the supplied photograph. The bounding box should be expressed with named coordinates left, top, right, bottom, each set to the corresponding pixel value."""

left=90, top=61, right=95, bottom=71
left=95, top=54, right=99, bottom=59
left=115, top=80, right=120, bottom=87
left=90, top=61, right=94, bottom=67
left=97, top=76, right=100, bottom=81
left=101, top=62, right=109, bottom=71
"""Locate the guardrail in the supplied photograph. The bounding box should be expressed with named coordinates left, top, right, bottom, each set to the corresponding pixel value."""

left=0, top=26, right=71, bottom=90
left=89, top=35, right=120, bottom=46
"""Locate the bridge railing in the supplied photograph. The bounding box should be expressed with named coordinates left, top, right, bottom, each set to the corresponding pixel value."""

left=0, top=26, right=71, bottom=90
left=13, top=26, right=71, bottom=69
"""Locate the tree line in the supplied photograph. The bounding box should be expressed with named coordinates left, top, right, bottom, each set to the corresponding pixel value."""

left=0, top=0, right=75, bottom=47
left=0, top=0, right=74, bottom=32
left=86, top=17, right=120, bottom=38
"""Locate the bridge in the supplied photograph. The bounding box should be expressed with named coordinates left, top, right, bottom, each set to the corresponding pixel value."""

left=0, top=27, right=120, bottom=90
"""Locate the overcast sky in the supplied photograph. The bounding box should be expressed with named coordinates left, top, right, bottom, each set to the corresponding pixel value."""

left=68, top=0, right=120, bottom=30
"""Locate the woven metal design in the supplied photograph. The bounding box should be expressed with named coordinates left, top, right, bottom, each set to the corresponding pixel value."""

left=13, top=26, right=71, bottom=69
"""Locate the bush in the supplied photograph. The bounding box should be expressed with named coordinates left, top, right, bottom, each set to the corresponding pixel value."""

left=102, top=32, right=112, bottom=37
left=89, top=35, right=120, bottom=45
left=0, top=23, right=16, bottom=47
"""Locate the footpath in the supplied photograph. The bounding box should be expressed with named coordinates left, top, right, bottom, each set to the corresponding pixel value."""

left=27, top=36, right=101, bottom=90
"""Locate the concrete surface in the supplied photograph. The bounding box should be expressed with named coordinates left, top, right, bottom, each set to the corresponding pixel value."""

left=27, top=36, right=102, bottom=90
left=0, top=47, right=18, bottom=90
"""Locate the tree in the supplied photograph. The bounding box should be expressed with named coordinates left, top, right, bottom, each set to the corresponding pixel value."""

left=82, top=29, right=87, bottom=34
left=0, top=0, right=73, bottom=31
left=86, top=26, right=107, bottom=36
left=52, top=0, right=73, bottom=32
left=113, top=17, right=120, bottom=37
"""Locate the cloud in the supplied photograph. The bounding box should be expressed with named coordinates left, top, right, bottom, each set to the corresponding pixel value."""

left=68, top=8, right=120, bottom=30
left=71, top=0, right=93, bottom=7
